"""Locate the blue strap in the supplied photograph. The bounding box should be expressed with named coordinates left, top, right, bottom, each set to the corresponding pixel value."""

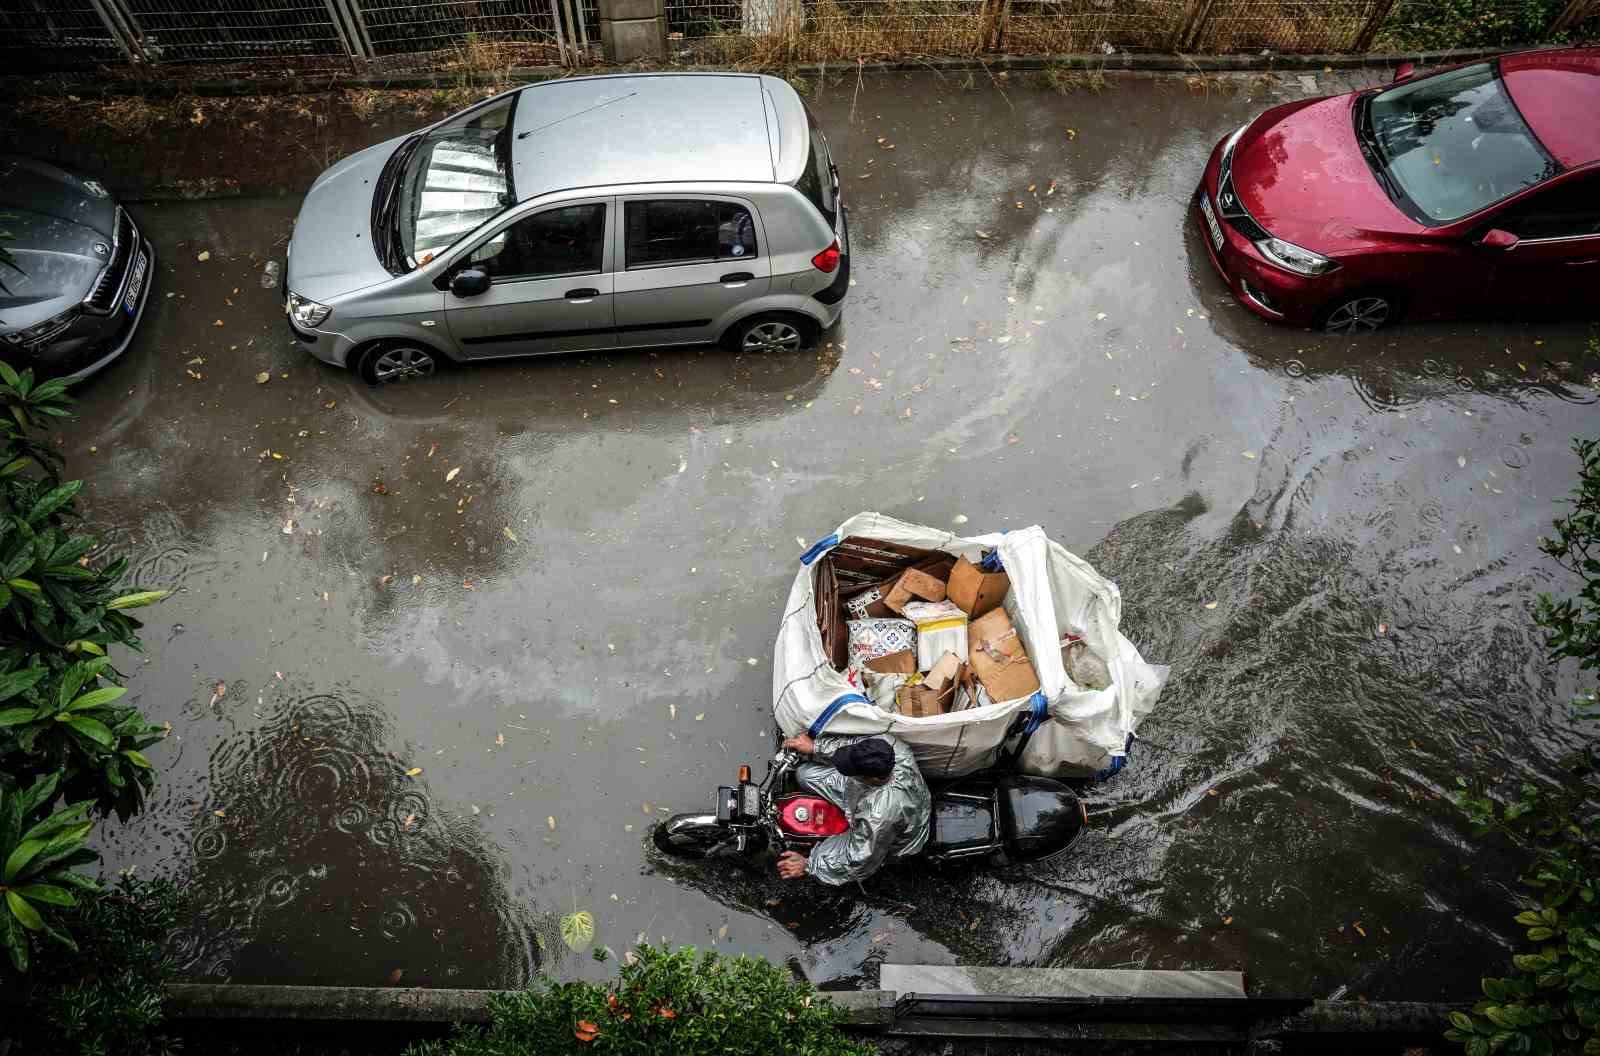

left=808, top=692, right=867, bottom=738
left=1093, top=734, right=1136, bottom=782
left=1020, top=690, right=1048, bottom=736
left=800, top=533, right=840, bottom=566
left=979, top=546, right=1005, bottom=573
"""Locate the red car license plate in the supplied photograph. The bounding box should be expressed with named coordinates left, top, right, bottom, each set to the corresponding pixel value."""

left=1199, top=193, right=1224, bottom=252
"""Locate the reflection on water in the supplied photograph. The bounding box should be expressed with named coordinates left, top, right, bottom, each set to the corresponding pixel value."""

left=170, top=687, right=544, bottom=987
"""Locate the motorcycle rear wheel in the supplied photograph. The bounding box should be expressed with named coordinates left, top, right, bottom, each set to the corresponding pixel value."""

left=654, top=814, right=740, bottom=859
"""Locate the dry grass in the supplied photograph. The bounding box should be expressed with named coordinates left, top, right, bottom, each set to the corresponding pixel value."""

left=1033, top=65, right=1110, bottom=93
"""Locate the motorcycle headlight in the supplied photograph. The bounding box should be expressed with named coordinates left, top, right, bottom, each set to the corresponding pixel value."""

left=1254, top=237, right=1340, bottom=277
left=285, top=291, right=332, bottom=329
left=2, top=307, right=81, bottom=350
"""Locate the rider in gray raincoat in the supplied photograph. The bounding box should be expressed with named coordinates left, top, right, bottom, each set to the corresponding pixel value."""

left=774, top=733, right=931, bottom=886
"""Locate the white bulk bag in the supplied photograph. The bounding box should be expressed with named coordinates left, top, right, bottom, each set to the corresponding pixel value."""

left=772, top=512, right=1168, bottom=780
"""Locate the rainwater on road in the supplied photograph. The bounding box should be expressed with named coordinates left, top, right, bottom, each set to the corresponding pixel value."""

left=60, top=70, right=1598, bottom=999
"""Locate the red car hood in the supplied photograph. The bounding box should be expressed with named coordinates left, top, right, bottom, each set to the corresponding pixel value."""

left=1230, top=95, right=1425, bottom=252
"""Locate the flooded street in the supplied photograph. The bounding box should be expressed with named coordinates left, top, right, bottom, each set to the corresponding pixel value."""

left=63, top=70, right=1596, bottom=999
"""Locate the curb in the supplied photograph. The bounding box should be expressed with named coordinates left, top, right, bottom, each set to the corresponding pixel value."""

left=4, top=44, right=1530, bottom=99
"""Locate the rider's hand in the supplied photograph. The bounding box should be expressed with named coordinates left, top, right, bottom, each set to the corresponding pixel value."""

left=781, top=734, right=816, bottom=757
left=776, top=851, right=808, bottom=880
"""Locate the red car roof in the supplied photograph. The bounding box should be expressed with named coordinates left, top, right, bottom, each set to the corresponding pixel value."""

left=1500, top=48, right=1600, bottom=169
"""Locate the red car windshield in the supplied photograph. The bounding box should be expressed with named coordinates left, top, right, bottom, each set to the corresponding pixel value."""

left=1366, top=62, right=1559, bottom=223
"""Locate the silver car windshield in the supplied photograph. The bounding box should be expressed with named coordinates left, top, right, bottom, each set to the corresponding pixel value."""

left=1368, top=62, right=1557, bottom=223
left=398, top=93, right=519, bottom=268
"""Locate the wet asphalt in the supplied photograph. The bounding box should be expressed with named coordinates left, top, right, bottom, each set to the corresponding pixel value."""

left=57, top=70, right=1599, bottom=997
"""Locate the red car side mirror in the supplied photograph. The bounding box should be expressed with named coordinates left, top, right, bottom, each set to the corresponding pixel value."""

left=1393, top=61, right=1417, bottom=83
left=1480, top=228, right=1520, bottom=251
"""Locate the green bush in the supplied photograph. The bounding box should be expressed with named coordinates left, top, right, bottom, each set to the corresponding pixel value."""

left=1376, top=0, right=1574, bottom=51
left=405, top=945, right=874, bottom=1056
left=1450, top=438, right=1600, bottom=1056
left=7, top=876, right=184, bottom=1056
left=0, top=364, right=167, bottom=822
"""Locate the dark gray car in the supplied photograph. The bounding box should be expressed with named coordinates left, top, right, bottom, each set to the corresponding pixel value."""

left=0, top=156, right=155, bottom=380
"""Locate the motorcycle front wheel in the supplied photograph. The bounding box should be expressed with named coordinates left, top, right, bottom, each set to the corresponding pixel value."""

left=653, top=814, right=766, bottom=859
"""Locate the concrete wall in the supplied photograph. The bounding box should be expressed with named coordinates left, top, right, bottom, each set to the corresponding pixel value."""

left=599, top=0, right=666, bottom=62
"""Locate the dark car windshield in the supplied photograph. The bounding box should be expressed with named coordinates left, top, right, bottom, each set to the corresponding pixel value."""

left=1366, top=62, right=1558, bottom=223
left=393, top=92, right=519, bottom=269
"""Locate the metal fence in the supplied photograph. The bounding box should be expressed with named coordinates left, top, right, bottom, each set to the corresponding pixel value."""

left=0, top=0, right=1594, bottom=75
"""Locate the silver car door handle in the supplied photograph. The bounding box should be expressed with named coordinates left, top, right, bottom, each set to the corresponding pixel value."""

left=565, top=287, right=600, bottom=302
left=720, top=272, right=754, bottom=285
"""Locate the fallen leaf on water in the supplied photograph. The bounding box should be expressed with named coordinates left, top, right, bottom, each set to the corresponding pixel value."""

left=324, top=399, right=337, bottom=409
left=623, top=950, right=638, bottom=966
left=1204, top=600, right=1218, bottom=609
left=1378, top=623, right=1388, bottom=634
left=403, top=813, right=416, bottom=829
left=496, top=732, right=505, bottom=746
left=694, top=713, right=705, bottom=721
left=1207, top=789, right=1218, bottom=796
left=282, top=519, right=294, bottom=535
left=1457, top=455, right=1467, bottom=468
left=1027, top=183, right=1036, bottom=192
left=1007, top=434, right=1019, bottom=444
left=255, top=372, right=270, bottom=385
left=213, top=319, right=224, bottom=328
left=411, top=574, right=422, bottom=586
left=717, top=925, right=729, bottom=940
left=1242, top=451, right=1257, bottom=460
left=1223, top=916, right=1233, bottom=925
left=560, top=910, right=594, bottom=951
left=503, top=526, right=517, bottom=542
left=405, top=766, right=422, bottom=777
left=975, top=230, right=991, bottom=240
left=446, top=466, right=461, bottom=482
left=547, top=815, right=557, bottom=831
left=1353, top=921, right=1367, bottom=938
left=747, top=657, right=759, bottom=667
left=213, top=809, right=225, bottom=817
left=388, top=968, right=404, bottom=984
left=210, top=680, right=227, bottom=706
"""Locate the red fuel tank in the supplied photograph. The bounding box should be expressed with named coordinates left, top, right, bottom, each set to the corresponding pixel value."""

left=776, top=795, right=849, bottom=838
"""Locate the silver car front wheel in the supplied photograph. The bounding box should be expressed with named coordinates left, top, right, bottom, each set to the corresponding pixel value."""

left=740, top=320, right=804, bottom=355
left=364, top=344, right=436, bottom=384
left=1323, top=296, right=1392, bottom=334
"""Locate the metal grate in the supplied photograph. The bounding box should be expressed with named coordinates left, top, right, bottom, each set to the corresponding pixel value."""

left=120, top=0, right=351, bottom=63
left=355, top=0, right=595, bottom=66
left=1195, top=0, right=1379, bottom=53
left=0, top=0, right=128, bottom=71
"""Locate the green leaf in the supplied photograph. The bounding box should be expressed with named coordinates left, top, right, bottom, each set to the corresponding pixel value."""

left=67, top=684, right=126, bottom=711
left=1529, top=927, right=1556, bottom=941
left=11, top=883, right=74, bottom=907
left=67, top=639, right=105, bottom=656
left=1449, top=1011, right=1476, bottom=1032
left=6, top=577, right=40, bottom=597
left=105, top=590, right=170, bottom=611
left=0, top=457, right=27, bottom=478
left=0, top=901, right=27, bottom=972
left=0, top=359, right=22, bottom=389
left=3, top=837, right=47, bottom=883
left=19, top=801, right=90, bottom=844
left=0, top=706, right=37, bottom=726
left=123, top=748, right=153, bottom=769
left=18, top=772, right=60, bottom=816
left=59, top=714, right=114, bottom=747
left=23, top=480, right=78, bottom=524
left=0, top=665, right=44, bottom=703
left=5, top=890, right=43, bottom=931
left=1515, top=911, right=1545, bottom=927
left=560, top=910, right=595, bottom=952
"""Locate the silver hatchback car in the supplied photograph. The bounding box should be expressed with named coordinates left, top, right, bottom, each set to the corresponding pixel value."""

left=284, top=73, right=848, bottom=384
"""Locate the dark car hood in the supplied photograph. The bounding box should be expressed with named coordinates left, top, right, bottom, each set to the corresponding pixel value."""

left=1229, top=95, right=1426, bottom=252
left=1, top=156, right=120, bottom=330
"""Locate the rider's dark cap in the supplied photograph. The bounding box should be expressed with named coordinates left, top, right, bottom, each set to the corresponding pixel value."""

left=834, top=738, right=895, bottom=778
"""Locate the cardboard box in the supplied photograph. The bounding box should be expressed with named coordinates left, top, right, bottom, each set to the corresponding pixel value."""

left=883, top=567, right=948, bottom=615
left=946, top=555, right=1010, bottom=618
left=968, top=607, right=1040, bottom=702
left=864, top=649, right=917, bottom=675
left=895, top=652, right=963, bottom=717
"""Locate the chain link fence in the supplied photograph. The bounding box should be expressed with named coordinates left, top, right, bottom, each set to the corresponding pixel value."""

left=0, top=0, right=1593, bottom=75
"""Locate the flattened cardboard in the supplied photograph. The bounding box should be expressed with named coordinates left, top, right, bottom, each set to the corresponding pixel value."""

left=947, top=555, right=1010, bottom=618
left=968, top=607, right=1040, bottom=702
left=865, top=649, right=917, bottom=675
left=883, top=567, right=948, bottom=615
left=923, top=651, right=962, bottom=693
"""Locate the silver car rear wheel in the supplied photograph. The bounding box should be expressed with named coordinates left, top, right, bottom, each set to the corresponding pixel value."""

left=741, top=320, right=804, bottom=355
left=1322, top=295, right=1392, bottom=334
left=364, top=344, right=436, bottom=385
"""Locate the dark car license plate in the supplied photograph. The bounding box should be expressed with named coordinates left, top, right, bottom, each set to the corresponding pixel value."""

left=123, top=250, right=148, bottom=316
left=1199, top=193, right=1224, bottom=252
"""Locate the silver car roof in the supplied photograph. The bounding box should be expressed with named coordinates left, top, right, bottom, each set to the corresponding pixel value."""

left=509, top=73, right=808, bottom=197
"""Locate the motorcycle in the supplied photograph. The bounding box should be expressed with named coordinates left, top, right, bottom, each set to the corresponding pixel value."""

left=654, top=745, right=1089, bottom=867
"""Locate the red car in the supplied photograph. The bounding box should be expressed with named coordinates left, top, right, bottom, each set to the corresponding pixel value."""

left=1196, top=48, right=1600, bottom=333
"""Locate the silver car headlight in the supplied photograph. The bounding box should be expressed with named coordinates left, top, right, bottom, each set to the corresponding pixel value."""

left=1254, top=237, right=1340, bottom=277
left=286, top=291, right=331, bottom=328
left=2, top=307, right=81, bottom=350
left=1220, top=122, right=1249, bottom=166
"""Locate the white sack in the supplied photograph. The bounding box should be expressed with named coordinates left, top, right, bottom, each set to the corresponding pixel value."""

left=773, top=512, right=1168, bottom=780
